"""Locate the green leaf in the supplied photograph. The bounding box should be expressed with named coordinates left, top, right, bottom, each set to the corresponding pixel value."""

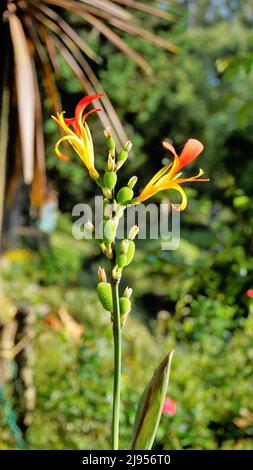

left=131, top=350, right=174, bottom=450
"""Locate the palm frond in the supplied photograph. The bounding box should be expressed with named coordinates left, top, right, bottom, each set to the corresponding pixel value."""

left=9, top=13, right=35, bottom=184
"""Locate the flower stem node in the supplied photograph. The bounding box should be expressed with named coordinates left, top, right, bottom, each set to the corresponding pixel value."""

left=116, top=187, right=134, bottom=205
left=103, top=171, right=117, bottom=190
left=103, top=198, right=110, bottom=209
left=112, top=265, right=122, bottom=281
left=119, top=297, right=131, bottom=315
left=102, top=187, right=112, bottom=199
left=105, top=246, right=113, bottom=259
left=97, top=282, right=113, bottom=312
left=107, top=155, right=115, bottom=172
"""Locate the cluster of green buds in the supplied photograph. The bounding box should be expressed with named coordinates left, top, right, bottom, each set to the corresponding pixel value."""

left=96, top=128, right=139, bottom=329
left=97, top=268, right=133, bottom=328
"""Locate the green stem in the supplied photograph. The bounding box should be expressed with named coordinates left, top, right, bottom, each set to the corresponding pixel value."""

left=110, top=258, right=121, bottom=450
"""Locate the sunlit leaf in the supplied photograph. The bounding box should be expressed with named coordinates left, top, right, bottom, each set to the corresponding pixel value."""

left=132, top=350, right=174, bottom=450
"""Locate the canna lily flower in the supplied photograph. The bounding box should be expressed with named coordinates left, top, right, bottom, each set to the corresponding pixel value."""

left=133, top=139, right=209, bottom=210
left=51, top=94, right=104, bottom=179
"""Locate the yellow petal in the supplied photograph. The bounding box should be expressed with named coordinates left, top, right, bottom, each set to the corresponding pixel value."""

left=51, top=112, right=75, bottom=137
left=55, top=135, right=85, bottom=164
left=169, top=183, right=188, bottom=211
left=157, top=181, right=188, bottom=211
left=132, top=185, right=158, bottom=203
left=175, top=168, right=209, bottom=184
left=155, top=152, right=181, bottom=187
left=82, top=123, right=94, bottom=169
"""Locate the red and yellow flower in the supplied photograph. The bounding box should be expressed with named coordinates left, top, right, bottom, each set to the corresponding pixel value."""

left=51, top=94, right=103, bottom=179
left=133, top=139, right=209, bottom=210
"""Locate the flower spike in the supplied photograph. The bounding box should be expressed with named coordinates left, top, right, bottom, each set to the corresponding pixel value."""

left=52, top=94, right=104, bottom=179
left=133, top=138, right=209, bottom=210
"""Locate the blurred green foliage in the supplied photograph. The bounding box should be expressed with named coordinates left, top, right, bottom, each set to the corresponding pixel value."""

left=1, top=0, right=253, bottom=450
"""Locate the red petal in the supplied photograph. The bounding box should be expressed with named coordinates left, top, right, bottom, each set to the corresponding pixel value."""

left=178, top=139, right=204, bottom=169
left=82, top=107, right=102, bottom=122
left=64, top=117, right=82, bottom=136
left=64, top=117, right=76, bottom=126
left=75, top=94, right=104, bottom=123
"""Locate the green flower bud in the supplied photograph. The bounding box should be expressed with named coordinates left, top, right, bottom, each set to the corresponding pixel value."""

left=124, top=140, right=132, bottom=152
left=104, top=127, right=112, bottom=140
left=103, top=171, right=117, bottom=190
left=114, top=203, right=124, bottom=218
left=116, top=240, right=128, bottom=266
left=119, top=297, right=131, bottom=315
left=100, top=219, right=117, bottom=245
left=128, top=225, right=139, bottom=240
left=117, top=187, right=134, bottom=205
left=84, top=221, right=94, bottom=238
left=98, top=266, right=107, bottom=283
left=125, top=240, right=135, bottom=266
left=97, top=282, right=113, bottom=311
left=104, top=203, right=113, bottom=219
left=128, top=176, right=138, bottom=189
left=123, top=287, right=133, bottom=299
left=119, top=239, right=129, bottom=254
left=112, top=265, right=122, bottom=281
left=117, top=149, right=128, bottom=162
left=117, top=254, right=127, bottom=268
left=107, top=155, right=115, bottom=172
left=102, top=187, right=112, bottom=199
left=108, top=138, right=115, bottom=151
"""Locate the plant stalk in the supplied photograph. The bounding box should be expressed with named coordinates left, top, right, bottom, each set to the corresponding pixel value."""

left=110, top=258, right=121, bottom=450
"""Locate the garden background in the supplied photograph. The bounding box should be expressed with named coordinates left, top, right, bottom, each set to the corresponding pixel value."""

left=1, top=0, right=253, bottom=450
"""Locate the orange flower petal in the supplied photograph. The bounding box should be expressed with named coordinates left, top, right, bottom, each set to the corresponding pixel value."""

left=178, top=139, right=204, bottom=169
left=162, top=141, right=178, bottom=158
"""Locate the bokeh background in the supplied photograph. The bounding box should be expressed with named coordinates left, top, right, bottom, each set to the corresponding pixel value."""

left=1, top=0, right=253, bottom=450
